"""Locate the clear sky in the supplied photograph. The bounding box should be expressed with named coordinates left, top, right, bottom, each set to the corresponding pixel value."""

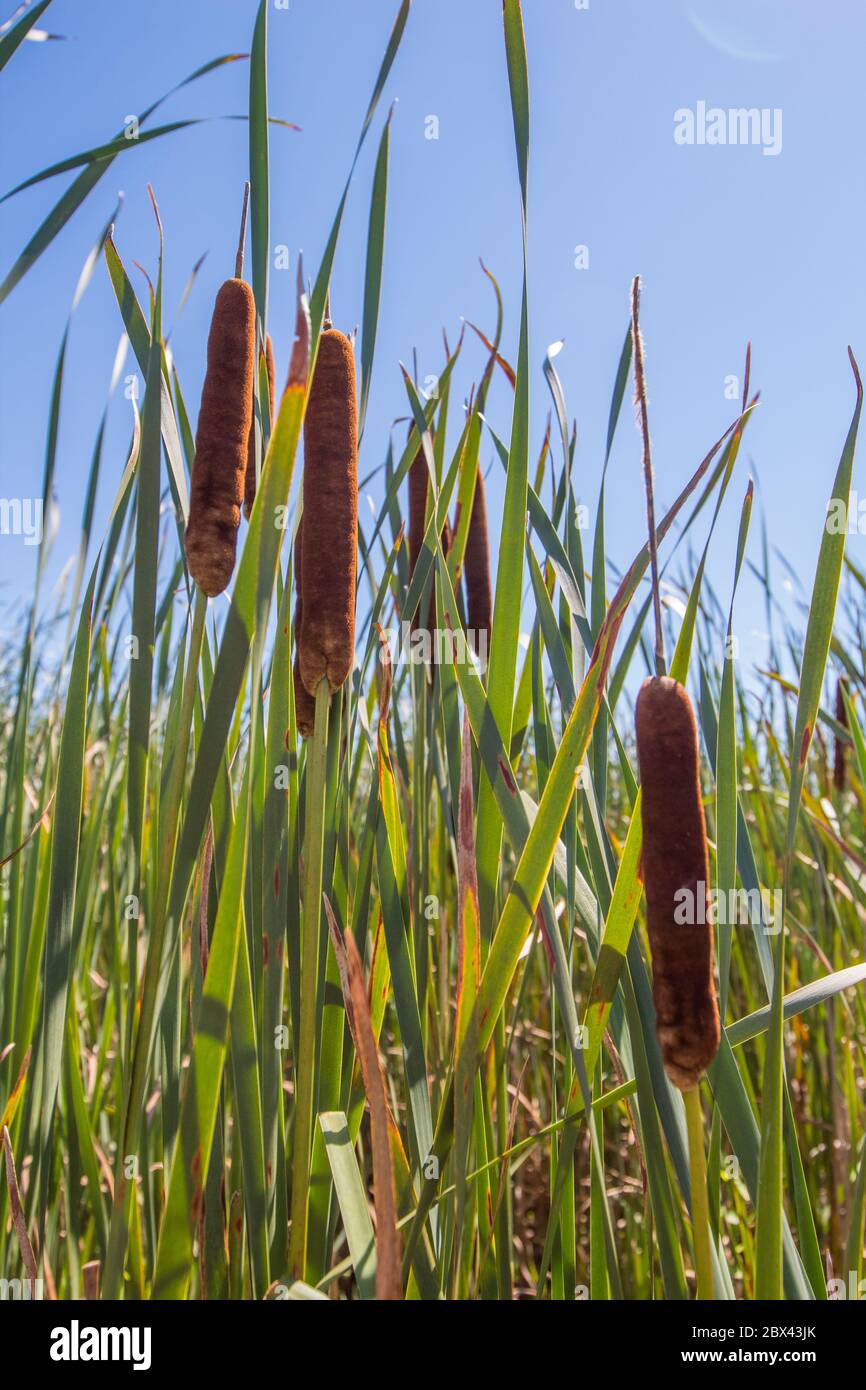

left=1, top=0, right=864, bottom=676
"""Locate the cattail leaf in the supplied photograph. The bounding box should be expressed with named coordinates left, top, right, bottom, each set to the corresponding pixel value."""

left=376, top=724, right=433, bottom=1165
left=228, top=913, right=270, bottom=1298
left=319, top=1112, right=377, bottom=1300
left=502, top=0, right=529, bottom=221
left=308, top=0, right=410, bottom=350
left=36, top=565, right=97, bottom=1214
left=716, top=482, right=754, bottom=1017
left=453, top=714, right=480, bottom=1271
left=261, top=575, right=292, bottom=1249
left=29, top=202, right=120, bottom=619
left=726, top=963, right=866, bottom=1047
left=104, top=232, right=189, bottom=524
left=0, top=1046, right=30, bottom=1133
left=699, top=666, right=775, bottom=997
left=358, top=109, right=391, bottom=440
left=0, top=0, right=53, bottom=70
left=151, top=757, right=252, bottom=1300
left=475, top=5, right=531, bottom=922
left=0, top=53, right=246, bottom=303
left=341, top=924, right=402, bottom=1299
left=1, top=121, right=218, bottom=202
left=366, top=343, right=461, bottom=554
left=785, top=356, right=862, bottom=853
left=709, top=1035, right=814, bottom=1299
left=249, top=0, right=269, bottom=335
left=127, top=212, right=164, bottom=864
left=63, top=1011, right=109, bottom=1257
left=758, top=354, right=861, bottom=1300
left=845, top=1135, right=866, bottom=1289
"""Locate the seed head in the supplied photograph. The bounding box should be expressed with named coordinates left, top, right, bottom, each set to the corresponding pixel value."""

left=635, top=675, right=720, bottom=1090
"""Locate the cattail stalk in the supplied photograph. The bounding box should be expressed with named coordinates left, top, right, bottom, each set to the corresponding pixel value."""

left=631, top=276, right=665, bottom=675
left=243, top=333, right=276, bottom=519
left=289, top=310, right=358, bottom=1281
left=292, top=513, right=316, bottom=737
left=288, top=674, right=330, bottom=1280
left=185, top=186, right=255, bottom=596
left=684, top=1086, right=714, bottom=1298
left=834, top=675, right=849, bottom=792
left=631, top=276, right=717, bottom=1297
left=636, top=676, right=719, bottom=1293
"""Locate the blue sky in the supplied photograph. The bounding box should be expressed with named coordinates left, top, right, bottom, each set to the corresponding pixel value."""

left=1, top=0, right=864, bottom=676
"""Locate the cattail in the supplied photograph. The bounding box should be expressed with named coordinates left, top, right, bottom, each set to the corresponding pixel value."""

left=292, top=514, right=316, bottom=738
left=635, top=676, right=720, bottom=1091
left=408, top=437, right=428, bottom=581
left=185, top=187, right=255, bottom=596
left=834, top=675, right=849, bottom=792
left=407, top=433, right=451, bottom=635
left=243, top=333, right=276, bottom=520
left=296, top=324, right=358, bottom=698
left=464, top=468, right=492, bottom=660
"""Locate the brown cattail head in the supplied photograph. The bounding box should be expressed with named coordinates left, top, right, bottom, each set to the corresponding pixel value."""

left=408, top=437, right=428, bottom=579
left=635, top=675, right=720, bottom=1090
left=292, top=513, right=316, bottom=738
left=243, top=333, right=276, bottom=520
left=297, top=327, right=358, bottom=698
left=406, top=432, right=451, bottom=637
left=464, top=468, right=492, bottom=662
left=834, top=675, right=849, bottom=792
left=185, top=277, right=256, bottom=595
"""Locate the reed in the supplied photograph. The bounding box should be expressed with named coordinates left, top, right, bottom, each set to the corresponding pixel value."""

left=292, top=514, right=316, bottom=737
left=834, top=675, right=849, bottom=791
left=5, top=0, right=863, bottom=1313
left=243, top=332, right=276, bottom=519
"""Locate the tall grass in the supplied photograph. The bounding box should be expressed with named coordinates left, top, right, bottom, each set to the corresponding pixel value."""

left=1, top=0, right=865, bottom=1302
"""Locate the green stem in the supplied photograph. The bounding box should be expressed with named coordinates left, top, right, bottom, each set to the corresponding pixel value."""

left=102, top=585, right=207, bottom=1299
left=288, top=676, right=330, bottom=1280
left=684, top=1083, right=714, bottom=1300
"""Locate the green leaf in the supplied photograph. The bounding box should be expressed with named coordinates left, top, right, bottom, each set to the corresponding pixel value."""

left=319, top=1112, right=377, bottom=1300
left=0, top=0, right=53, bottom=71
